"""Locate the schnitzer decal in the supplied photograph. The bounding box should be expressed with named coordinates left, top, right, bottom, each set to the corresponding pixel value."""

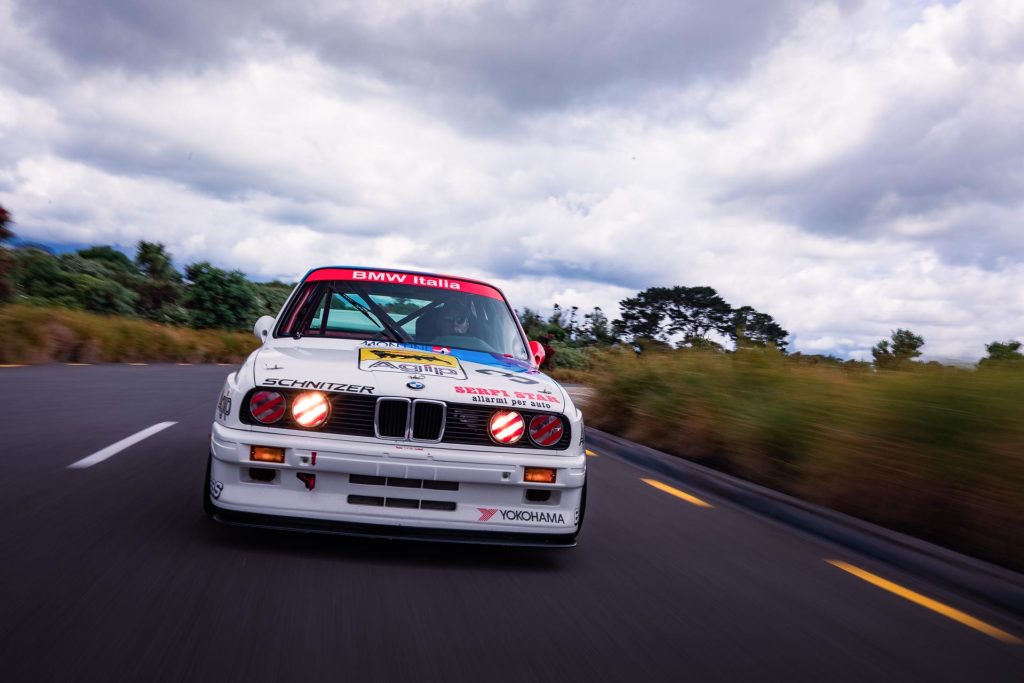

left=262, top=379, right=375, bottom=394
left=358, top=347, right=467, bottom=379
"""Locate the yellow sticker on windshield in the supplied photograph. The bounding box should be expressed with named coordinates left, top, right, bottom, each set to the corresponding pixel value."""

left=358, top=347, right=467, bottom=379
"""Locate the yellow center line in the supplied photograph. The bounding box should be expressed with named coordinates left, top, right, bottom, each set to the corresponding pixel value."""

left=641, top=478, right=713, bottom=508
left=0, top=364, right=25, bottom=368
left=826, top=560, right=1022, bottom=645
left=585, top=449, right=598, bottom=457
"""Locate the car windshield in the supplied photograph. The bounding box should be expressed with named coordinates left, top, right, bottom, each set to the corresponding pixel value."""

left=276, top=269, right=529, bottom=360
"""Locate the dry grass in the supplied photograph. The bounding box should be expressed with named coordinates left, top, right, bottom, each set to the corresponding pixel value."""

left=0, top=304, right=259, bottom=364
left=583, top=347, right=1024, bottom=571
left=548, top=368, right=596, bottom=384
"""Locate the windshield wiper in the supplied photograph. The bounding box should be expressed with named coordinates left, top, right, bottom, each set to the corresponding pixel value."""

left=370, top=301, right=442, bottom=342
left=348, top=284, right=409, bottom=343
left=336, top=291, right=404, bottom=343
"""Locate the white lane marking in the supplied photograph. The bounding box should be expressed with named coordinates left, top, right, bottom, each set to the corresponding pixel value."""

left=67, top=422, right=178, bottom=469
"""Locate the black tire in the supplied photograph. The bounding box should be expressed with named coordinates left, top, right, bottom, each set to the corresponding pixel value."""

left=202, top=453, right=215, bottom=517
left=573, top=481, right=588, bottom=541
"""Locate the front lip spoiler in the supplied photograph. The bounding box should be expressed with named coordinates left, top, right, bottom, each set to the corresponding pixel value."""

left=211, top=507, right=579, bottom=548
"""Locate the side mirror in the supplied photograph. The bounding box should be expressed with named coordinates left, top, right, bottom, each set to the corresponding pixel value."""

left=529, top=340, right=546, bottom=368
left=253, top=315, right=275, bottom=343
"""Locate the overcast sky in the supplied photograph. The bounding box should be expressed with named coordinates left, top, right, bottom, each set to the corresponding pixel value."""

left=2, top=0, right=1022, bottom=360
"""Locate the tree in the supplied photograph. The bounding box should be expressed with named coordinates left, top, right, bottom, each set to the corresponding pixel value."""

left=0, top=205, right=14, bottom=303
left=11, top=248, right=78, bottom=305
left=134, top=241, right=183, bottom=321
left=581, top=306, right=616, bottom=345
left=59, top=253, right=138, bottom=315
left=253, top=281, right=294, bottom=317
left=73, top=274, right=138, bottom=315
left=613, top=286, right=674, bottom=342
left=731, top=305, right=789, bottom=351
left=135, top=241, right=179, bottom=281
left=615, top=285, right=738, bottom=347
left=979, top=340, right=1023, bottom=369
left=516, top=307, right=546, bottom=339
left=665, top=286, right=734, bottom=347
left=78, top=246, right=138, bottom=276
left=872, top=329, right=924, bottom=369
left=183, top=262, right=259, bottom=329
left=547, top=304, right=566, bottom=340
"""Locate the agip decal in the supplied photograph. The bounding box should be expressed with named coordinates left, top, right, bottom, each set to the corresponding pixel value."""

left=358, top=347, right=467, bottom=379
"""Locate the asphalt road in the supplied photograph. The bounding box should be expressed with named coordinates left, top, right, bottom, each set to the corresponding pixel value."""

left=1, top=364, right=1022, bottom=682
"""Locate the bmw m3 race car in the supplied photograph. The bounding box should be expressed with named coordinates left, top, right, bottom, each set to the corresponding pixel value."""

left=205, top=267, right=587, bottom=546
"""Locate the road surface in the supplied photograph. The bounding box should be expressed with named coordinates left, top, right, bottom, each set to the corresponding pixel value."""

left=1, top=364, right=1021, bottom=681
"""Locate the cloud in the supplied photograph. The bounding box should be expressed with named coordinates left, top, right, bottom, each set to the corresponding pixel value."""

left=16, top=0, right=806, bottom=110
left=2, top=0, right=1023, bottom=362
left=714, top=0, right=1024, bottom=266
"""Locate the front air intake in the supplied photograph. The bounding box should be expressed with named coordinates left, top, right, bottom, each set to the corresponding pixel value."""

left=411, top=401, right=445, bottom=442
left=375, top=398, right=409, bottom=439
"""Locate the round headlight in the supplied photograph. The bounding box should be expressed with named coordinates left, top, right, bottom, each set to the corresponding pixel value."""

left=488, top=410, right=524, bottom=444
left=528, top=414, right=564, bottom=447
left=249, top=390, right=286, bottom=424
left=292, top=391, right=330, bottom=428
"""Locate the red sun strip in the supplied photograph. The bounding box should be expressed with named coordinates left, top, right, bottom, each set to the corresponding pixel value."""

left=304, top=268, right=502, bottom=300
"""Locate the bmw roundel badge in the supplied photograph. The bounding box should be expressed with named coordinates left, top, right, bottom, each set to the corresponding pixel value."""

left=407, top=381, right=425, bottom=390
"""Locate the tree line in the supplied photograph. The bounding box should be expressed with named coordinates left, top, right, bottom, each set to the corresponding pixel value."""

left=0, top=206, right=290, bottom=329
left=870, top=328, right=1023, bottom=369
left=1, top=204, right=1020, bottom=364
left=518, top=286, right=789, bottom=357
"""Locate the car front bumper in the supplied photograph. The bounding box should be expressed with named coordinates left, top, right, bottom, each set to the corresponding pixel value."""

left=208, top=423, right=586, bottom=545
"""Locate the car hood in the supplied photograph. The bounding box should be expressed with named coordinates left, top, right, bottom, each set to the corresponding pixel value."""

left=253, top=342, right=568, bottom=414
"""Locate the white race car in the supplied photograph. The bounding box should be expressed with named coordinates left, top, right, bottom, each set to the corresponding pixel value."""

left=205, top=266, right=587, bottom=546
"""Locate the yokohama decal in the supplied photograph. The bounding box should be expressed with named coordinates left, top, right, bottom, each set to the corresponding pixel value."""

left=477, top=508, right=566, bottom=524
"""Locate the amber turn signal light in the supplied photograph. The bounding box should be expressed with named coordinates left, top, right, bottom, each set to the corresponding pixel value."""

left=524, top=467, right=556, bottom=484
left=251, top=445, right=285, bottom=463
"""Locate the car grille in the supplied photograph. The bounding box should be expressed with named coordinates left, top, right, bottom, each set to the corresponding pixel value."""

left=374, top=398, right=446, bottom=442
left=240, top=388, right=571, bottom=450
left=375, top=399, right=409, bottom=438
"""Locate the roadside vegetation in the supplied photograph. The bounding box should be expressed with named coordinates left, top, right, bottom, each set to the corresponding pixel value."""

left=0, top=304, right=259, bottom=364
left=584, top=347, right=1024, bottom=571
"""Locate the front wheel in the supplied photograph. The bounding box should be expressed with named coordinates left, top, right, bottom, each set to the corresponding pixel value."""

left=202, top=453, right=216, bottom=517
